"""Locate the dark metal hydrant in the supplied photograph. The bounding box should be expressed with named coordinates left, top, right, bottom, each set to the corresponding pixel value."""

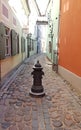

left=29, top=60, right=45, bottom=97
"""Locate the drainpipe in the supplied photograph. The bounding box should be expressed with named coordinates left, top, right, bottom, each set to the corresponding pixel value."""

left=56, top=0, right=61, bottom=72
left=52, top=0, right=61, bottom=73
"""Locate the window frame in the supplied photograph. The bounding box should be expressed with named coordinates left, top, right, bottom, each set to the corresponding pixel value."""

left=4, top=26, right=11, bottom=57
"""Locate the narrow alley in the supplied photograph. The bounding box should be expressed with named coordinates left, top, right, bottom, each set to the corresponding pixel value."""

left=0, top=0, right=81, bottom=130
left=0, top=54, right=81, bottom=130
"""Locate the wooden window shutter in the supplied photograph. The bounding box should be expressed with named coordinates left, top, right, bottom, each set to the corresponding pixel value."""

left=0, top=22, right=5, bottom=60
left=21, top=36, right=25, bottom=52
left=17, top=34, right=19, bottom=54
left=11, top=29, right=17, bottom=56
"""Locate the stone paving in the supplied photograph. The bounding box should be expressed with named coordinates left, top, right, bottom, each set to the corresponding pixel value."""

left=0, top=53, right=81, bottom=130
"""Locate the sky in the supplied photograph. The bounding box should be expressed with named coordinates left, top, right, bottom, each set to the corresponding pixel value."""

left=8, top=0, right=49, bottom=30
left=28, top=0, right=49, bottom=34
left=36, top=0, right=49, bottom=15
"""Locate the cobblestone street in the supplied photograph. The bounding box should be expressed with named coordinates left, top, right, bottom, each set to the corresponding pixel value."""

left=0, top=53, right=81, bottom=130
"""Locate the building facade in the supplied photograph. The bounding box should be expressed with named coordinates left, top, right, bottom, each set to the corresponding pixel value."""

left=58, top=0, right=81, bottom=94
left=46, top=0, right=81, bottom=94
left=46, top=0, right=60, bottom=72
left=46, top=0, right=60, bottom=61
left=0, top=0, right=30, bottom=82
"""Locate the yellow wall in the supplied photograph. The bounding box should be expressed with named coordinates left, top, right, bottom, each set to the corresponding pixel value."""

left=1, top=54, right=22, bottom=77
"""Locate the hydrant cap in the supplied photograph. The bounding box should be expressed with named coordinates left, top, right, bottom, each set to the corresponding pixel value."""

left=35, top=60, right=41, bottom=67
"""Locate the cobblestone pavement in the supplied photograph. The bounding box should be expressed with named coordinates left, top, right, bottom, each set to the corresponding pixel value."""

left=0, top=53, right=81, bottom=130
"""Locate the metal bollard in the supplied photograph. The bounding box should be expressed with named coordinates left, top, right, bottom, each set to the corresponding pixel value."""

left=29, top=60, right=45, bottom=97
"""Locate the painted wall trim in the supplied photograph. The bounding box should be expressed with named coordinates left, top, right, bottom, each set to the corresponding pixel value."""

left=58, top=65, right=81, bottom=94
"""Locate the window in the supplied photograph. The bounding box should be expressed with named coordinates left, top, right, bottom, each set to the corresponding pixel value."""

left=0, top=22, right=19, bottom=59
left=15, top=34, right=19, bottom=54
left=5, top=27, right=10, bottom=56
left=21, top=36, right=25, bottom=53
left=49, top=41, right=52, bottom=53
left=2, top=4, right=8, bottom=18
left=32, top=39, right=34, bottom=50
left=17, top=34, right=19, bottom=53
left=13, top=17, right=16, bottom=26
left=5, top=28, right=19, bottom=57
left=30, top=38, right=32, bottom=51
left=0, top=23, right=11, bottom=59
left=11, top=29, right=19, bottom=56
left=48, top=34, right=50, bottom=37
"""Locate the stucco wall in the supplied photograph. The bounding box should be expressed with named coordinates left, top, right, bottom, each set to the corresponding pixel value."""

left=46, top=0, right=60, bottom=62
left=0, top=0, right=26, bottom=78
left=58, top=0, right=81, bottom=94
left=59, top=0, right=81, bottom=77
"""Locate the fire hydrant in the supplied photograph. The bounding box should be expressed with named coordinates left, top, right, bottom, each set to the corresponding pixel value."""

left=29, top=60, right=45, bottom=97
